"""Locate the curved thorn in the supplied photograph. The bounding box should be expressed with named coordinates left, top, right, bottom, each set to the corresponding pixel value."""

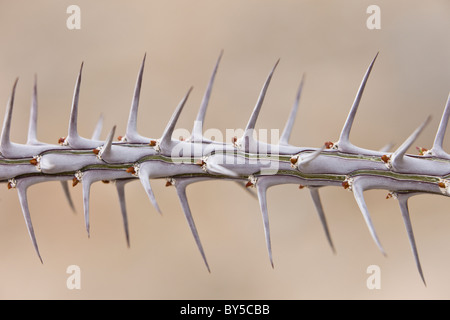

left=91, top=113, right=104, bottom=141
left=256, top=183, right=274, bottom=268
left=159, top=87, right=193, bottom=151
left=125, top=53, right=146, bottom=142
left=1, top=78, right=19, bottom=153
left=138, top=164, right=162, bottom=214
left=115, top=180, right=131, bottom=247
left=309, top=187, right=335, bottom=254
left=432, top=93, right=450, bottom=155
left=27, top=75, right=39, bottom=145
left=191, top=50, right=223, bottom=142
left=338, top=53, right=378, bottom=150
left=352, top=180, right=386, bottom=256
left=397, top=193, right=426, bottom=285
left=391, top=116, right=431, bottom=169
left=244, top=59, right=280, bottom=134
left=60, top=181, right=76, bottom=213
left=16, top=182, right=43, bottom=263
left=280, top=73, right=305, bottom=145
left=206, top=162, right=239, bottom=177
left=67, top=62, right=84, bottom=143
left=298, top=145, right=325, bottom=167
left=175, top=180, right=210, bottom=272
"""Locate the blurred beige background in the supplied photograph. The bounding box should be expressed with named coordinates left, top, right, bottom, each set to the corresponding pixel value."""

left=0, top=0, right=449, bottom=299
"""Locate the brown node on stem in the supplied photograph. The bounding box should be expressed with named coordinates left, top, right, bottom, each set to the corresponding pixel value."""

left=342, top=181, right=350, bottom=189
left=92, top=148, right=100, bottom=155
left=102, top=180, right=110, bottom=184
left=245, top=181, right=254, bottom=188
left=324, top=141, right=334, bottom=149
left=149, top=140, right=157, bottom=147
left=381, top=154, right=390, bottom=163
left=72, top=177, right=79, bottom=187
left=7, top=182, right=13, bottom=189
left=29, top=158, right=38, bottom=166
left=438, top=181, right=446, bottom=188
left=126, top=166, right=136, bottom=175
left=58, top=137, right=66, bottom=145
left=117, top=135, right=123, bottom=141
left=299, top=185, right=305, bottom=189
left=416, top=147, right=428, bottom=156
left=290, top=156, right=298, bottom=165
left=386, top=192, right=393, bottom=199
left=196, top=159, right=205, bottom=167
left=165, top=180, right=172, bottom=187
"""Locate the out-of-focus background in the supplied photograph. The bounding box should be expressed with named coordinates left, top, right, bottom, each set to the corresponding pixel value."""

left=0, top=0, right=449, bottom=299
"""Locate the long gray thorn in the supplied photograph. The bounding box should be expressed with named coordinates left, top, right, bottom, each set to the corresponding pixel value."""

left=280, top=74, right=305, bottom=145
left=115, top=180, right=131, bottom=247
left=159, top=87, right=193, bottom=151
left=82, top=175, right=92, bottom=237
left=397, top=193, right=426, bottom=285
left=125, top=53, right=146, bottom=142
left=1, top=78, right=19, bottom=153
left=432, top=93, right=450, bottom=156
left=391, top=116, right=431, bottom=169
left=27, top=75, right=40, bottom=145
left=138, top=164, right=162, bottom=214
left=16, top=182, right=43, bottom=263
left=244, top=59, right=280, bottom=135
left=91, top=114, right=104, bottom=141
left=309, top=187, right=335, bottom=254
left=67, top=62, right=84, bottom=144
left=60, top=180, right=76, bottom=213
left=175, top=180, right=211, bottom=273
left=191, top=50, right=223, bottom=142
left=256, top=183, right=274, bottom=268
left=337, top=53, right=378, bottom=151
left=352, top=180, right=386, bottom=256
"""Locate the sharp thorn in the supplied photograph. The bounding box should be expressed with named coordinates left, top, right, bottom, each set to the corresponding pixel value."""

left=159, top=87, right=193, bottom=152
left=175, top=180, right=211, bottom=273
left=309, top=187, right=335, bottom=254
left=115, top=180, right=131, bottom=248
left=16, top=181, right=43, bottom=263
left=337, top=53, right=378, bottom=151
left=101, top=125, right=116, bottom=160
left=191, top=50, right=223, bottom=142
left=81, top=175, right=92, bottom=238
left=60, top=180, right=76, bottom=213
left=1, top=78, right=19, bottom=154
left=352, top=179, right=386, bottom=256
left=280, top=73, right=305, bottom=145
left=256, top=183, right=274, bottom=268
left=67, top=62, right=84, bottom=144
left=391, top=116, right=431, bottom=169
left=27, top=74, right=39, bottom=145
left=138, top=164, right=162, bottom=214
left=432, top=93, right=450, bottom=156
left=397, top=193, right=426, bottom=286
left=244, top=59, right=280, bottom=135
left=125, top=53, right=147, bottom=142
